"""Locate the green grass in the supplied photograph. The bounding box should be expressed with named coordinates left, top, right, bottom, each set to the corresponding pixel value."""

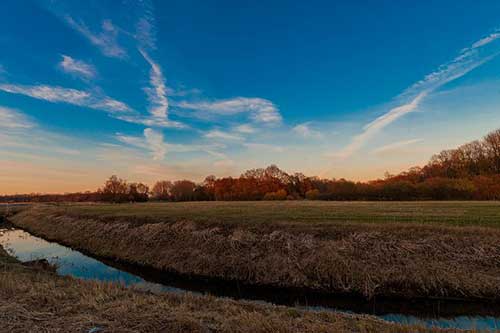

left=44, top=201, right=500, bottom=228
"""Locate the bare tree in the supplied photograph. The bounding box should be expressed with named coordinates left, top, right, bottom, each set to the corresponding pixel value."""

left=170, top=180, right=196, bottom=201
left=484, top=129, right=500, bottom=173
left=151, top=180, right=173, bottom=200
left=99, top=175, right=128, bottom=202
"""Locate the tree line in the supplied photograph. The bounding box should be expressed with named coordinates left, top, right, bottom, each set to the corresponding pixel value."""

left=2, top=129, right=500, bottom=203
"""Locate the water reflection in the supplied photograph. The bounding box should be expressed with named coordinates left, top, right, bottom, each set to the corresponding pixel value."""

left=0, top=228, right=183, bottom=294
left=381, top=314, right=500, bottom=331
left=1, top=227, right=499, bottom=331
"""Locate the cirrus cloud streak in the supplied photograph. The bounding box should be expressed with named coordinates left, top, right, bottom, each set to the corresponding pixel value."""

left=336, top=30, right=500, bottom=159
left=0, top=83, right=131, bottom=114
left=174, top=97, right=282, bottom=124
left=59, top=55, right=96, bottom=80
left=0, top=106, right=34, bottom=129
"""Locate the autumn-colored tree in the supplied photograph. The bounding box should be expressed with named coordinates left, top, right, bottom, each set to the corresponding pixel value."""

left=202, top=175, right=216, bottom=200
left=287, top=172, right=313, bottom=198
left=484, top=129, right=500, bottom=174
left=472, top=175, right=500, bottom=200
left=128, top=183, right=149, bottom=202
left=305, top=189, right=320, bottom=200
left=99, top=175, right=128, bottom=203
left=417, top=178, right=476, bottom=200
left=3, top=128, right=500, bottom=203
left=170, top=180, right=196, bottom=201
left=151, top=180, right=173, bottom=200
left=263, top=189, right=287, bottom=200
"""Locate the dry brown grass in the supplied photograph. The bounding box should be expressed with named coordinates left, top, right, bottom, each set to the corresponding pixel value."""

left=0, top=245, right=452, bottom=333
left=9, top=204, right=500, bottom=301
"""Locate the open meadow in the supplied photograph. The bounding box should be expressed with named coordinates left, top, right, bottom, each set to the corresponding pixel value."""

left=31, top=200, right=500, bottom=227
left=8, top=201, right=500, bottom=303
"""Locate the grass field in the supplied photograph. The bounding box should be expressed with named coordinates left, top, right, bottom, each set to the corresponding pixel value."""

left=9, top=201, right=500, bottom=301
left=47, top=201, right=500, bottom=227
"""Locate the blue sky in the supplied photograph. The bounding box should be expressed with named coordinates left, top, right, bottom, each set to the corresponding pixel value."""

left=2, top=0, right=500, bottom=193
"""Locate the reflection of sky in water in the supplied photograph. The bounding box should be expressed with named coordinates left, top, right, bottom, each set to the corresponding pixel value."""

left=382, top=314, right=500, bottom=331
left=1, top=228, right=500, bottom=331
left=0, top=229, right=183, bottom=294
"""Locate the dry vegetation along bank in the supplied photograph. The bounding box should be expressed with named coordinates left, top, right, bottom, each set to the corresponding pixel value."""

left=8, top=202, right=500, bottom=301
left=0, top=243, right=453, bottom=333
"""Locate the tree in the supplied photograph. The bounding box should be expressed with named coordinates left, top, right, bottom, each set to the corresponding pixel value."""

left=6, top=128, right=500, bottom=204
left=472, top=175, right=500, bottom=200
left=484, top=129, right=500, bottom=174
left=128, top=183, right=149, bottom=202
left=305, top=189, right=320, bottom=200
left=202, top=175, right=216, bottom=200
left=170, top=180, right=196, bottom=201
left=151, top=180, right=173, bottom=200
left=99, top=175, right=128, bottom=203
left=381, top=180, right=416, bottom=200
left=287, top=172, right=313, bottom=198
left=263, top=189, right=287, bottom=200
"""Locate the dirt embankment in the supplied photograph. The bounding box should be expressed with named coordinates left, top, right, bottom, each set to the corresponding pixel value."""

left=10, top=206, right=500, bottom=300
left=0, top=245, right=447, bottom=333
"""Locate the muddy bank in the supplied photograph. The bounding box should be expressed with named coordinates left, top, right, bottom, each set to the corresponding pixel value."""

left=9, top=205, right=500, bottom=300
left=0, top=245, right=446, bottom=333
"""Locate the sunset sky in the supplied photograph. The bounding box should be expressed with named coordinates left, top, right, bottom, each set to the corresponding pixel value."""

left=2, top=0, right=500, bottom=194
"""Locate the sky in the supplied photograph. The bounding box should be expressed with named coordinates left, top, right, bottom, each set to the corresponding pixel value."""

left=2, top=0, right=500, bottom=194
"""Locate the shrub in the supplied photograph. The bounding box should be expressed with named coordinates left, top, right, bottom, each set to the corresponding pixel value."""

left=263, top=189, right=288, bottom=200
left=305, top=189, right=320, bottom=200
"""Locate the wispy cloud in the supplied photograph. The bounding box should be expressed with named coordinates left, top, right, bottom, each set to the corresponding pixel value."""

left=144, top=128, right=167, bottom=160
left=0, top=106, right=34, bottom=129
left=213, top=159, right=235, bottom=168
left=472, top=32, right=500, bottom=50
left=175, top=97, right=282, bottom=124
left=336, top=92, right=426, bottom=158
left=94, top=98, right=131, bottom=113
left=139, top=49, right=168, bottom=119
left=372, top=138, right=424, bottom=156
left=0, top=82, right=178, bottom=131
left=0, top=83, right=131, bottom=114
left=115, top=135, right=144, bottom=150
left=1, top=83, right=88, bottom=104
left=66, top=17, right=126, bottom=59
left=132, top=0, right=157, bottom=50
left=337, top=30, right=500, bottom=159
left=136, top=17, right=156, bottom=50
left=243, top=142, right=285, bottom=153
left=115, top=114, right=186, bottom=129
left=59, top=55, right=96, bottom=80
left=234, top=124, right=256, bottom=134
left=292, top=122, right=322, bottom=139
left=204, top=149, right=228, bottom=159
left=133, top=2, right=187, bottom=129
left=135, top=48, right=187, bottom=129
left=204, top=129, right=244, bottom=141
left=116, top=128, right=166, bottom=160
left=117, top=129, right=225, bottom=160
left=167, top=87, right=203, bottom=97
left=0, top=133, right=80, bottom=156
left=362, top=92, right=427, bottom=134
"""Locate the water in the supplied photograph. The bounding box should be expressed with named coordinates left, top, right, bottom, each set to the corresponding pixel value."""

left=0, top=227, right=184, bottom=294
left=1, top=227, right=499, bottom=331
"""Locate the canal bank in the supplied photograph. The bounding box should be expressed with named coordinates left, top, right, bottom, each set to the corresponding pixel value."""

left=0, top=227, right=443, bottom=333
left=2, top=220, right=500, bottom=331
left=9, top=205, right=500, bottom=301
